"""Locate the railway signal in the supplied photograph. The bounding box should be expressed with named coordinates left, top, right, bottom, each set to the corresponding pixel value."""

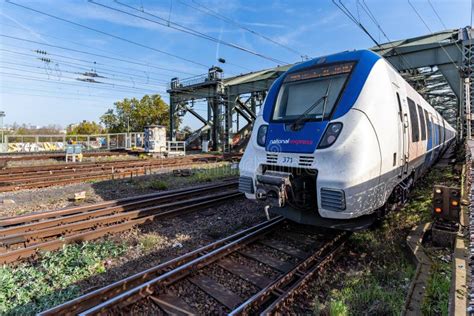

left=432, top=185, right=461, bottom=223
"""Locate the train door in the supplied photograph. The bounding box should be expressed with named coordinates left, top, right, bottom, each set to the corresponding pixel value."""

left=395, top=91, right=409, bottom=177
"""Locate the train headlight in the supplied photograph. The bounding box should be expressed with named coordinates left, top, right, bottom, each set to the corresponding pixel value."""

left=318, top=122, right=343, bottom=148
left=256, top=124, right=268, bottom=147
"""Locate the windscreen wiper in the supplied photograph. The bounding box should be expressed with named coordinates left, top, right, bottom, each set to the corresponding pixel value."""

left=290, top=81, right=332, bottom=131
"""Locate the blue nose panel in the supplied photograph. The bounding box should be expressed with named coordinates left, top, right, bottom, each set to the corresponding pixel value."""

left=265, top=121, right=328, bottom=153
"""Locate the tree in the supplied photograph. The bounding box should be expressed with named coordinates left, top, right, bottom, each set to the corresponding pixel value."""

left=67, top=121, right=104, bottom=135
left=100, top=94, right=179, bottom=133
left=11, top=123, right=63, bottom=135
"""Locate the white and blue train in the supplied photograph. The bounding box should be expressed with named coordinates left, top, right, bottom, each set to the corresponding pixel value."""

left=239, top=49, right=456, bottom=230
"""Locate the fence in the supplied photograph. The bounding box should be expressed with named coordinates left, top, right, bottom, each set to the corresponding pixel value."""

left=4, top=133, right=144, bottom=153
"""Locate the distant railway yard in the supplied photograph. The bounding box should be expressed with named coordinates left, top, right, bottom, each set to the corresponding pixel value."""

left=0, top=146, right=468, bottom=315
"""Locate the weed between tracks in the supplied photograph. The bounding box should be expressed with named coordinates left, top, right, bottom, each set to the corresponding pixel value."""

left=129, top=164, right=239, bottom=191
left=0, top=241, right=126, bottom=315
left=421, top=252, right=452, bottom=315
left=309, top=166, right=460, bottom=315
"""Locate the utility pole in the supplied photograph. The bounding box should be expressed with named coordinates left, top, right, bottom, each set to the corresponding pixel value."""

left=0, top=111, right=5, bottom=146
left=465, top=78, right=471, bottom=140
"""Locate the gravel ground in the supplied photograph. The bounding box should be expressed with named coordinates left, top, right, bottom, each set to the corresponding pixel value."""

left=0, top=162, right=235, bottom=217
left=73, top=197, right=269, bottom=296
left=227, top=253, right=280, bottom=280
left=287, top=243, right=362, bottom=314
left=201, top=265, right=260, bottom=298
left=171, top=280, right=226, bottom=314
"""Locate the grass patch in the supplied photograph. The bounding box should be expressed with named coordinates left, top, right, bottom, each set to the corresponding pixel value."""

left=189, top=165, right=239, bottom=183
left=138, top=233, right=163, bottom=252
left=421, top=258, right=451, bottom=316
left=147, top=179, right=168, bottom=190
left=0, top=240, right=126, bottom=315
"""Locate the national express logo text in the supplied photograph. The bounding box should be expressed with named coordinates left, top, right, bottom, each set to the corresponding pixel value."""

left=269, top=139, right=313, bottom=145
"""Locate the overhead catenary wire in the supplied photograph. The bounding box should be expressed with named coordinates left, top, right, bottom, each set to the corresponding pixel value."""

left=0, top=58, right=169, bottom=87
left=177, top=0, right=308, bottom=59
left=0, top=72, right=167, bottom=95
left=332, top=0, right=382, bottom=47
left=407, top=0, right=460, bottom=70
left=5, top=0, right=209, bottom=69
left=89, top=0, right=289, bottom=65
left=426, top=0, right=464, bottom=55
left=356, top=0, right=415, bottom=70
left=0, top=46, right=175, bottom=83
left=0, top=21, right=199, bottom=77
left=0, top=65, right=165, bottom=92
left=0, top=34, right=198, bottom=76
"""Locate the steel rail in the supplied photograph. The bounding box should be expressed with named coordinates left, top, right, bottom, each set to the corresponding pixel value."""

left=0, top=159, right=196, bottom=180
left=0, top=191, right=242, bottom=264
left=0, top=153, right=235, bottom=175
left=0, top=190, right=237, bottom=246
left=0, top=180, right=237, bottom=227
left=0, top=189, right=238, bottom=247
left=229, top=232, right=350, bottom=315
left=0, top=161, right=220, bottom=185
left=38, top=217, right=283, bottom=316
left=78, top=217, right=286, bottom=315
left=0, top=162, right=235, bottom=192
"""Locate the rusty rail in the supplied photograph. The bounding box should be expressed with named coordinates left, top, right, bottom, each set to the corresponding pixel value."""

left=0, top=153, right=241, bottom=192
left=0, top=181, right=240, bottom=264
left=40, top=217, right=349, bottom=315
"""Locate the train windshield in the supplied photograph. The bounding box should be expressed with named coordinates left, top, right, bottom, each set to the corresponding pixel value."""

left=272, top=62, right=354, bottom=122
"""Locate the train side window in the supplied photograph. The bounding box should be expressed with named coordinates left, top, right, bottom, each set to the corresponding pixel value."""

left=396, top=92, right=403, bottom=122
left=438, top=125, right=442, bottom=144
left=417, top=104, right=426, bottom=140
left=407, top=98, right=419, bottom=142
left=424, top=109, right=432, bottom=143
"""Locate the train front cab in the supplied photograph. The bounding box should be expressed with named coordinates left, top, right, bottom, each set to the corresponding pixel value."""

left=239, top=51, right=387, bottom=231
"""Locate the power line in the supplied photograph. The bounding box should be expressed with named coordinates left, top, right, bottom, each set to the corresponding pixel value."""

left=0, top=21, right=198, bottom=77
left=2, top=77, right=152, bottom=100
left=332, top=0, right=381, bottom=47
left=356, top=0, right=414, bottom=70
left=5, top=0, right=209, bottom=68
left=0, top=45, right=176, bottom=83
left=0, top=65, right=164, bottom=92
left=407, top=0, right=460, bottom=70
left=426, top=0, right=464, bottom=55
left=0, top=34, right=198, bottom=76
left=90, top=0, right=289, bottom=65
left=1, top=71, right=167, bottom=95
left=0, top=57, right=169, bottom=87
left=177, top=0, right=307, bottom=59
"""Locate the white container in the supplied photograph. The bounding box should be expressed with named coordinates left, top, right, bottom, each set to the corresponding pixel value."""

left=144, top=125, right=167, bottom=153
left=202, top=140, right=209, bottom=153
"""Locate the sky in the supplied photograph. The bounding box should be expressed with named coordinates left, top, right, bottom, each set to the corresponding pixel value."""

left=0, top=0, right=471, bottom=130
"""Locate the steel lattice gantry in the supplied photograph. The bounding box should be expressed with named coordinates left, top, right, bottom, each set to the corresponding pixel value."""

left=168, top=27, right=474, bottom=152
left=168, top=65, right=290, bottom=151
left=372, top=26, right=474, bottom=138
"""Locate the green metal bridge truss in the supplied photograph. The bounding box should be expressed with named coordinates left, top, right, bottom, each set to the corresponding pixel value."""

left=168, top=26, right=474, bottom=151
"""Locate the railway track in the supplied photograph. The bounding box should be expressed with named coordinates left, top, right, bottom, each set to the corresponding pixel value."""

left=0, top=180, right=241, bottom=264
left=40, top=217, right=349, bottom=315
left=0, top=153, right=240, bottom=192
